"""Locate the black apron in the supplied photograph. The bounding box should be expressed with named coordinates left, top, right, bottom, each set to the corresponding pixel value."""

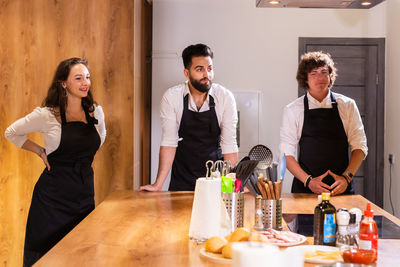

left=24, top=109, right=100, bottom=262
left=169, top=94, right=222, bottom=191
left=291, top=93, right=353, bottom=194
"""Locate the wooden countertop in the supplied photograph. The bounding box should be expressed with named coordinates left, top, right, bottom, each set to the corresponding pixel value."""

left=35, top=191, right=400, bottom=267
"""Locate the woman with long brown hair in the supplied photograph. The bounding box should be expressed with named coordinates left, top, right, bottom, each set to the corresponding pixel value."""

left=5, top=57, right=106, bottom=266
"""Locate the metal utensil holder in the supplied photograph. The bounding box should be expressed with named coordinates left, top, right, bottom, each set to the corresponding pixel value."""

left=255, top=198, right=283, bottom=230
left=221, top=192, right=244, bottom=231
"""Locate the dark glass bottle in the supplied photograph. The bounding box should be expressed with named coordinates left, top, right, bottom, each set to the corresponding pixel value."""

left=313, top=192, right=337, bottom=246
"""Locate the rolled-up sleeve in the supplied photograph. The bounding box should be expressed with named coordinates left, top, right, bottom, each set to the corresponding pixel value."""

left=220, top=90, right=238, bottom=154
left=4, top=107, right=45, bottom=148
left=94, top=105, right=107, bottom=146
left=160, top=93, right=180, bottom=147
left=345, top=100, right=368, bottom=158
left=279, top=105, right=300, bottom=158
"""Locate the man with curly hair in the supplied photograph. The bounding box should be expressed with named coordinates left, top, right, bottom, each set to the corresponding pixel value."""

left=280, top=51, right=367, bottom=195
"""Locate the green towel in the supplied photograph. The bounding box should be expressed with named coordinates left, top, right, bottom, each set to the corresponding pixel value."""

left=221, top=175, right=234, bottom=193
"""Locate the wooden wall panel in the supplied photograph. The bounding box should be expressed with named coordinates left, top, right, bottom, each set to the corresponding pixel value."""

left=134, top=0, right=152, bottom=189
left=0, top=0, right=149, bottom=265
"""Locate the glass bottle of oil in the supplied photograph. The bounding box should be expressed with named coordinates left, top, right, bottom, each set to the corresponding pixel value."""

left=314, top=192, right=337, bottom=246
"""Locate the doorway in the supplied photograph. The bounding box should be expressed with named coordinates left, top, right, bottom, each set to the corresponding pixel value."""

left=299, top=37, right=385, bottom=206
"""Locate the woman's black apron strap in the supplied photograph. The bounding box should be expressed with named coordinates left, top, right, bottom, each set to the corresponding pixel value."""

left=61, top=111, right=67, bottom=125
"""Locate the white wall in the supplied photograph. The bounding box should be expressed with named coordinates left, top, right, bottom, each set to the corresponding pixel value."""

left=385, top=0, right=400, bottom=216
left=151, top=0, right=390, bottom=197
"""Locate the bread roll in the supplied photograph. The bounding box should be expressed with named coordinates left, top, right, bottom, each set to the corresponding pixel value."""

left=204, top=236, right=228, bottom=253
left=225, top=233, right=231, bottom=242
left=230, top=227, right=250, bottom=242
left=248, top=232, right=268, bottom=243
left=222, top=242, right=234, bottom=259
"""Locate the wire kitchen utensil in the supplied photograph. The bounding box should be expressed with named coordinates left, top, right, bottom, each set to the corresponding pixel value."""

left=205, top=160, right=214, bottom=179
left=213, top=160, right=224, bottom=173
left=249, top=144, right=273, bottom=178
left=248, top=144, right=273, bottom=166
left=223, top=160, right=231, bottom=175
left=211, top=160, right=224, bottom=179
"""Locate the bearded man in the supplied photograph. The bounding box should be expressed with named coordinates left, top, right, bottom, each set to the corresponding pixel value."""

left=140, top=44, right=238, bottom=191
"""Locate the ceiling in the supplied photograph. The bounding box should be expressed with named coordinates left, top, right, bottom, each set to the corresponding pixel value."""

left=256, top=0, right=386, bottom=9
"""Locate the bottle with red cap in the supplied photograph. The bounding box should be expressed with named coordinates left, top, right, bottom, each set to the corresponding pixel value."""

left=358, top=202, right=378, bottom=262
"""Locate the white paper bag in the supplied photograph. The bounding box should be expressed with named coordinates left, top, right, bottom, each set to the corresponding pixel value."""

left=189, top=177, right=223, bottom=242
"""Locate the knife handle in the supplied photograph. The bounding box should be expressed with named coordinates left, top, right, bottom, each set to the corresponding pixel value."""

left=263, top=181, right=272, bottom=200
left=274, top=181, right=282, bottom=199
left=256, top=181, right=268, bottom=199
left=268, top=181, right=275, bottom=200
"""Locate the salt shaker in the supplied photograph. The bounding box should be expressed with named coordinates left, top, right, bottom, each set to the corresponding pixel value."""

left=336, top=208, right=351, bottom=249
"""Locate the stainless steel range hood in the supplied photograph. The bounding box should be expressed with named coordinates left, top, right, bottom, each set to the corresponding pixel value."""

left=256, top=0, right=385, bottom=9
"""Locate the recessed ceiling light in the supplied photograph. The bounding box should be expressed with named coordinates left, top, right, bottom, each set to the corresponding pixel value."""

left=361, top=1, right=372, bottom=6
left=269, top=0, right=280, bottom=4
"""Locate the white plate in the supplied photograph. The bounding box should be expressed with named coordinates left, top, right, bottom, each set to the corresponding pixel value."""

left=199, top=247, right=232, bottom=265
left=292, top=245, right=342, bottom=264
left=274, top=233, right=307, bottom=247
left=259, top=231, right=307, bottom=247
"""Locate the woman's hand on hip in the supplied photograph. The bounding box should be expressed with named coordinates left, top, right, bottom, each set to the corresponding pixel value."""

left=328, top=170, right=348, bottom=195
left=308, top=170, right=331, bottom=194
left=40, top=152, right=51, bottom=171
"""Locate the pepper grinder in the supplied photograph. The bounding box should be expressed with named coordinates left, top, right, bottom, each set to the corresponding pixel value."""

left=347, top=213, right=359, bottom=248
left=350, top=208, right=363, bottom=230
left=349, top=208, right=362, bottom=247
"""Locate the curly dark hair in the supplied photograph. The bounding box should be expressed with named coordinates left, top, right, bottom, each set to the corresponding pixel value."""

left=182, top=44, right=213, bottom=69
left=296, top=51, right=337, bottom=90
left=42, top=57, right=96, bottom=115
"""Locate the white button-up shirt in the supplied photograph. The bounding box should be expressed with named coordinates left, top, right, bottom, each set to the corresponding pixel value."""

left=5, top=105, right=106, bottom=154
left=280, top=91, right=368, bottom=159
left=160, top=81, right=238, bottom=154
